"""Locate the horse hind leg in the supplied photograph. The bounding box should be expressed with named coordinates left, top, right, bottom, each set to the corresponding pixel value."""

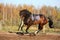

left=35, top=24, right=43, bottom=34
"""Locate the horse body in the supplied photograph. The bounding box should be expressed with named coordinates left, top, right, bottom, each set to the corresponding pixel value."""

left=31, top=14, right=40, bottom=21
left=18, top=9, right=54, bottom=34
left=23, top=14, right=48, bottom=26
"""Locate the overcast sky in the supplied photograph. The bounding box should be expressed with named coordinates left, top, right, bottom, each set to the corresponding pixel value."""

left=0, top=0, right=60, bottom=8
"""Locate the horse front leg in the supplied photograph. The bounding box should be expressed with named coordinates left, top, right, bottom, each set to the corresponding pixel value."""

left=18, top=23, right=21, bottom=31
left=18, top=19, right=24, bottom=31
left=25, top=26, right=30, bottom=34
left=20, top=24, right=24, bottom=32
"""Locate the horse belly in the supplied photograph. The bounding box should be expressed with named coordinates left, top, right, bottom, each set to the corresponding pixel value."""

left=33, top=20, right=41, bottom=24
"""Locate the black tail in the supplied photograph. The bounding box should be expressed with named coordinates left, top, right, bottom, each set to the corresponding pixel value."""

left=48, top=17, right=54, bottom=28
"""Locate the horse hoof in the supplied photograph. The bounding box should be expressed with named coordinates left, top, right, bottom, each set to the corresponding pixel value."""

left=25, top=32, right=29, bottom=34
left=8, top=31, right=13, bottom=33
left=29, top=33, right=36, bottom=36
left=16, top=32, right=24, bottom=35
left=32, top=33, right=36, bottom=36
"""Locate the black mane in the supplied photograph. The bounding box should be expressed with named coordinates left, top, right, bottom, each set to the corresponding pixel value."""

left=20, top=9, right=31, bottom=18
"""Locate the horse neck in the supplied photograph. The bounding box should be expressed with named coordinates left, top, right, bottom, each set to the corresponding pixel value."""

left=24, top=15, right=30, bottom=21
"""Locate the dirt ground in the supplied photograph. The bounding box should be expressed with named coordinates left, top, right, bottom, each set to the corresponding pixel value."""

left=0, top=32, right=60, bottom=40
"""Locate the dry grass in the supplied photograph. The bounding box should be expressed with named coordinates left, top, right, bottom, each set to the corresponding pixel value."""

left=1, top=26, right=60, bottom=34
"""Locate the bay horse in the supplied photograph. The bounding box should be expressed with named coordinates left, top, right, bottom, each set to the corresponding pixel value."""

left=18, top=9, right=54, bottom=34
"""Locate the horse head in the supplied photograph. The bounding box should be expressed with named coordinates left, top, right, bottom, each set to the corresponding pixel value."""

left=19, top=9, right=31, bottom=20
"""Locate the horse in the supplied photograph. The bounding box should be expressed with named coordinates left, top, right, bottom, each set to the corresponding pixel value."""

left=18, top=9, right=54, bottom=34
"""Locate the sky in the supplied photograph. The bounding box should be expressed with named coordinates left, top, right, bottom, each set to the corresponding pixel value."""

left=0, top=0, right=60, bottom=8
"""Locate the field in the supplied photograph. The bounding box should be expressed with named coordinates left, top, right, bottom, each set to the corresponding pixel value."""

left=0, top=25, right=60, bottom=40
left=0, top=31, right=60, bottom=40
left=1, top=25, right=60, bottom=34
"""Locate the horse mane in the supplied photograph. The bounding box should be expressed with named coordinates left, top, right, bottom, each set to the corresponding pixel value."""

left=20, top=9, right=31, bottom=18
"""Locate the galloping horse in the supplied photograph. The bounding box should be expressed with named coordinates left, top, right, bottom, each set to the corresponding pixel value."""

left=18, top=9, right=54, bottom=34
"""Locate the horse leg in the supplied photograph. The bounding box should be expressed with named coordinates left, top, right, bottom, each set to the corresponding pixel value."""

left=35, top=24, right=43, bottom=34
left=18, top=20, right=24, bottom=31
left=18, top=24, right=21, bottom=31
left=26, top=26, right=30, bottom=33
left=20, top=24, right=24, bottom=32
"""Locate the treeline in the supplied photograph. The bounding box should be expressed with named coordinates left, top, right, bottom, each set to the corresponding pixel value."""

left=0, top=3, right=60, bottom=28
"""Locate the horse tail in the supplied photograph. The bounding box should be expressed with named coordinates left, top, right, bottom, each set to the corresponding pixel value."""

left=48, top=17, right=54, bottom=28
